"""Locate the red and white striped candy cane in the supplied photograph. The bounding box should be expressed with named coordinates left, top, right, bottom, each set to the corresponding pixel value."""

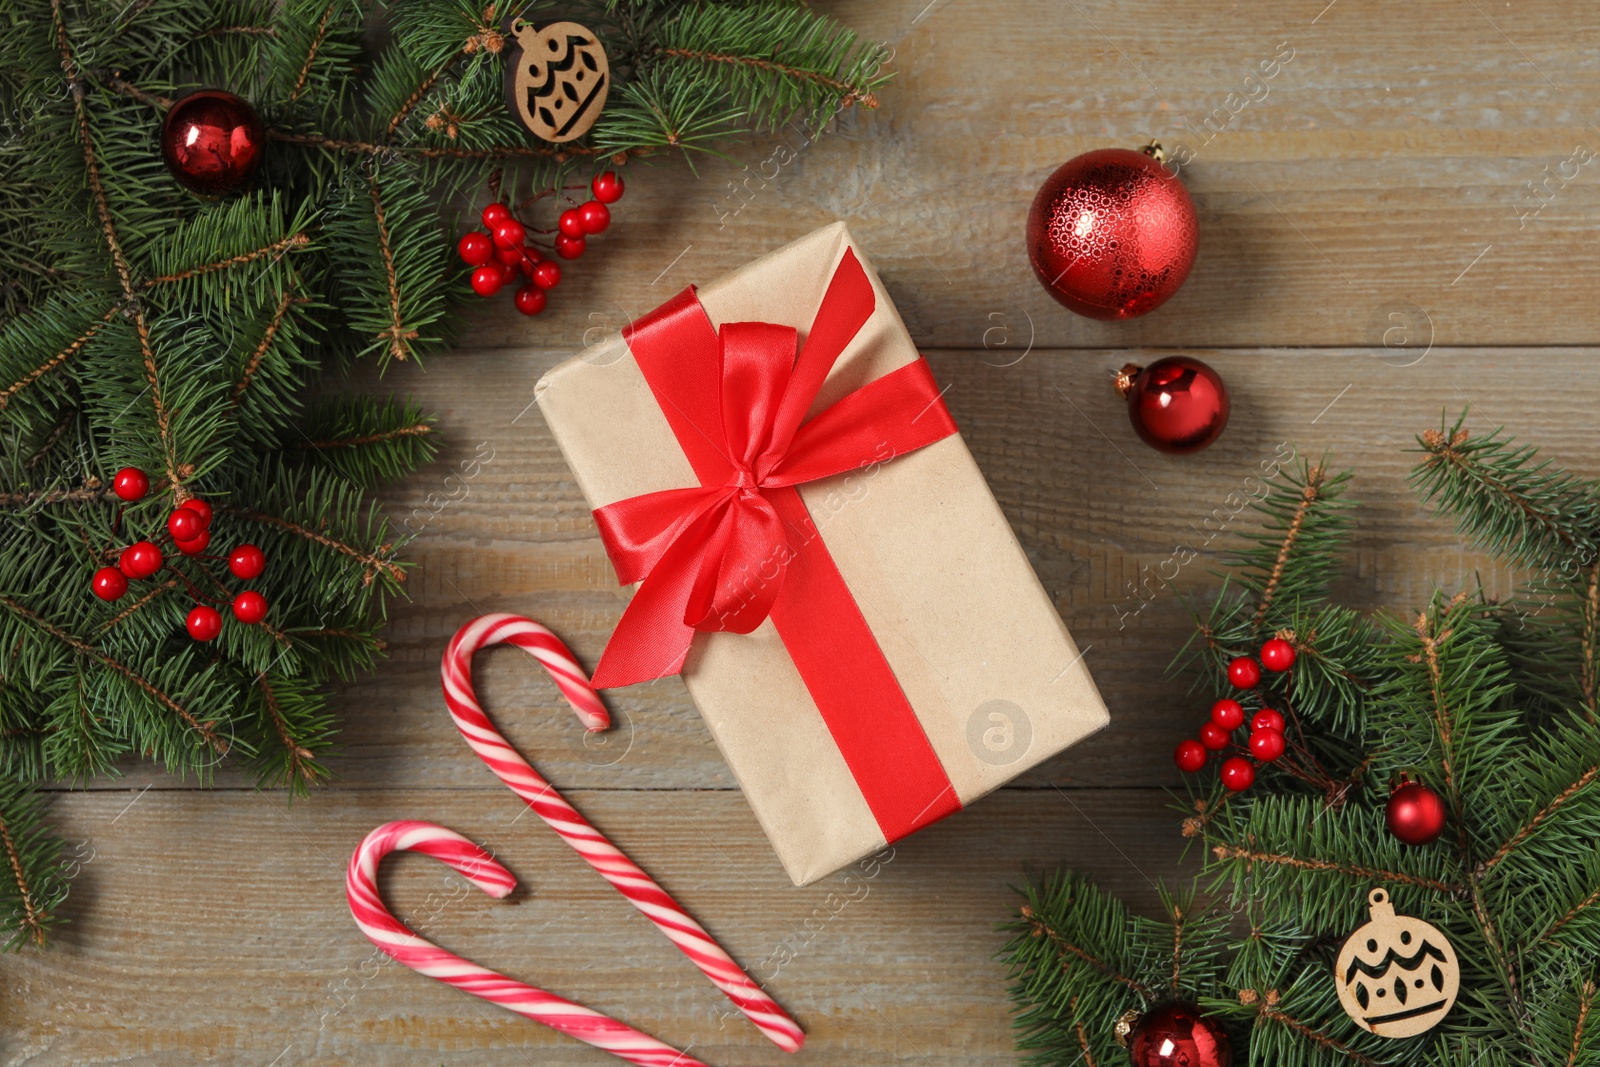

left=347, top=820, right=708, bottom=1067
left=442, top=613, right=805, bottom=1054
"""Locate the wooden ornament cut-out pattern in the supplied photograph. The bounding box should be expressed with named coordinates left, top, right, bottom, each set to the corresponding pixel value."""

left=1334, top=887, right=1460, bottom=1038
left=505, top=19, right=609, bottom=143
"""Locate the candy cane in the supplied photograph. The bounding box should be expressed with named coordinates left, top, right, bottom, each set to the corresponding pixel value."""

left=347, top=820, right=707, bottom=1067
left=442, top=613, right=805, bottom=1053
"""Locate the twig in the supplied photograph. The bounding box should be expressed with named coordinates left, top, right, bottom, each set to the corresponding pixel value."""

left=143, top=233, right=310, bottom=288
left=0, top=808, right=45, bottom=946
left=219, top=505, right=404, bottom=585
left=0, top=304, right=120, bottom=409
left=289, top=2, right=337, bottom=102
left=1210, top=844, right=1461, bottom=894
left=1018, top=905, right=1157, bottom=1000
left=230, top=290, right=299, bottom=406
left=294, top=423, right=433, bottom=450
left=1480, top=765, right=1599, bottom=875
left=1252, top=465, right=1325, bottom=628
left=657, top=47, right=880, bottom=108
left=367, top=172, right=416, bottom=362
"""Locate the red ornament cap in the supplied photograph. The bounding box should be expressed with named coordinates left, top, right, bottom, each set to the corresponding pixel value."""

left=160, top=90, right=265, bottom=197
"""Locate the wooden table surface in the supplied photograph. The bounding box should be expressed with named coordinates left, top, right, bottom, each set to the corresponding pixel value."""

left=9, top=1, right=1600, bottom=1062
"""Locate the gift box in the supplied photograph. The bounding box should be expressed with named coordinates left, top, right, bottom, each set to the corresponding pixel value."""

left=535, top=222, right=1108, bottom=885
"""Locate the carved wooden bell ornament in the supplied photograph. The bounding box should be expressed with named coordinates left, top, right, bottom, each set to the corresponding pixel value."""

left=1334, top=887, right=1459, bottom=1038
left=504, top=19, right=609, bottom=143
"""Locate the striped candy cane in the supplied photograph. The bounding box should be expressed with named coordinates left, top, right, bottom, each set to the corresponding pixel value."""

left=442, top=613, right=805, bottom=1054
left=347, top=820, right=708, bottom=1067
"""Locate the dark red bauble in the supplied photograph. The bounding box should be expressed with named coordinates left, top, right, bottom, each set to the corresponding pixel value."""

left=470, top=265, right=504, bottom=297
left=186, top=605, right=223, bottom=642
left=1127, top=1002, right=1232, bottom=1067
left=577, top=200, right=611, bottom=234
left=168, top=507, right=204, bottom=543
left=558, top=209, right=586, bottom=238
left=555, top=234, right=587, bottom=260
left=1210, top=698, right=1245, bottom=731
left=176, top=528, right=211, bottom=555
left=532, top=261, right=561, bottom=290
left=1174, top=739, right=1207, bottom=773
left=160, top=90, right=265, bottom=196
left=514, top=286, right=547, bottom=316
left=1387, top=780, right=1447, bottom=846
left=113, top=466, right=149, bottom=502
left=1249, top=727, right=1286, bottom=762
left=1026, top=147, right=1198, bottom=321
left=228, top=543, right=266, bottom=580
left=232, top=590, right=269, bottom=624
left=120, top=541, right=164, bottom=580
left=481, top=203, right=511, bottom=228
left=1197, top=721, right=1229, bottom=752
left=184, top=498, right=213, bottom=528
left=458, top=232, right=494, bottom=266
left=1219, top=756, right=1255, bottom=793
left=1115, top=357, right=1230, bottom=454
left=91, top=566, right=128, bottom=602
left=1251, top=708, right=1285, bottom=734
left=1226, top=655, right=1261, bottom=689
left=591, top=171, right=624, bottom=204
left=1260, top=637, right=1296, bottom=672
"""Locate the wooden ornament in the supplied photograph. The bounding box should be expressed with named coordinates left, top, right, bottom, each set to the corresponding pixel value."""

left=1334, top=888, right=1459, bottom=1038
left=504, top=18, right=609, bottom=143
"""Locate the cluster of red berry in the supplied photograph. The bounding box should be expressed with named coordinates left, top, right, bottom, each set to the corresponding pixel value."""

left=1173, top=636, right=1297, bottom=792
left=90, top=466, right=269, bottom=642
left=457, top=170, right=624, bottom=317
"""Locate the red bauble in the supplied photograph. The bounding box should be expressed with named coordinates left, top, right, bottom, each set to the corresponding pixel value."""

left=159, top=90, right=265, bottom=196
left=514, top=286, right=547, bottom=316
left=1026, top=147, right=1198, bottom=321
left=92, top=567, right=128, bottom=602
left=229, top=543, right=266, bottom=580
left=591, top=171, right=624, bottom=204
left=470, top=265, right=504, bottom=296
left=458, top=232, right=494, bottom=266
left=1115, top=357, right=1230, bottom=454
left=577, top=200, right=611, bottom=234
left=1197, top=721, right=1229, bottom=751
left=532, top=261, right=561, bottom=290
left=558, top=209, right=586, bottom=238
left=1174, top=739, right=1207, bottom=773
left=1260, top=637, right=1296, bottom=672
left=1249, top=727, right=1286, bottom=762
left=120, top=541, right=164, bottom=579
left=232, top=590, right=269, bottom=624
left=113, top=466, right=149, bottom=502
left=481, top=203, right=511, bottom=228
left=1226, top=656, right=1262, bottom=689
left=555, top=234, right=587, bottom=260
left=1219, top=756, right=1255, bottom=793
left=186, top=605, right=223, bottom=642
left=176, top=528, right=211, bottom=555
left=491, top=219, right=526, bottom=249
left=1387, top=780, right=1447, bottom=846
left=168, top=507, right=204, bottom=543
left=1210, top=698, right=1245, bottom=731
left=1251, top=708, right=1285, bottom=734
left=184, top=498, right=213, bottom=528
left=1127, top=1003, right=1232, bottom=1067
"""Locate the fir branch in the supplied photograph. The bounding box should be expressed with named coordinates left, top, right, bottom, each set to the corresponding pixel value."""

left=1252, top=464, right=1327, bottom=628
left=1416, top=604, right=1466, bottom=842
left=0, top=304, right=119, bottom=411
left=290, top=2, right=338, bottom=102
left=1583, top=564, right=1599, bottom=722
left=657, top=46, right=880, bottom=108
left=143, top=233, right=310, bottom=288
left=101, top=75, right=171, bottom=110
left=367, top=172, right=415, bottom=363
left=1570, top=981, right=1596, bottom=1067
left=1543, top=884, right=1600, bottom=946
left=0, top=480, right=110, bottom=508
left=1480, top=764, right=1599, bottom=875
left=297, top=423, right=433, bottom=450
left=219, top=505, right=403, bottom=585
left=1068, top=998, right=1099, bottom=1067
left=92, top=579, right=177, bottom=633
left=256, top=676, right=317, bottom=786
left=0, top=805, right=42, bottom=945
left=0, top=783, right=65, bottom=950
left=229, top=290, right=299, bottom=406
left=266, top=129, right=617, bottom=160
left=1018, top=904, right=1158, bottom=1000
left=1209, top=844, right=1462, bottom=894
left=1251, top=1001, right=1381, bottom=1067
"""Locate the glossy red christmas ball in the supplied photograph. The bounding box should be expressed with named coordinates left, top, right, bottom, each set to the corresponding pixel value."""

left=532, top=261, right=561, bottom=290
left=92, top=566, right=128, bottom=602
left=591, top=170, right=624, bottom=204
left=1219, top=756, right=1255, bottom=793
left=1026, top=147, right=1198, bottom=321
left=168, top=507, right=204, bottom=543
left=1174, top=739, right=1207, bottom=773
left=481, top=203, right=511, bottom=228
left=555, top=234, right=586, bottom=260
left=1197, top=721, right=1229, bottom=751
left=229, top=543, right=266, bottom=580
left=1127, top=1002, right=1232, bottom=1067
left=1260, top=637, right=1296, bottom=672
left=558, top=208, right=586, bottom=238
left=120, top=540, right=164, bottom=579
left=470, top=265, right=504, bottom=297
left=113, top=466, right=149, bottom=502
left=1210, top=698, right=1245, bottom=731
left=232, top=590, right=269, bottom=624
left=1251, top=708, right=1285, bottom=734
left=1249, top=727, right=1286, bottom=762
left=491, top=219, right=526, bottom=249
left=1226, top=656, right=1261, bottom=689
left=1387, top=780, right=1447, bottom=846
left=577, top=200, right=611, bottom=234
left=1115, top=357, right=1230, bottom=454
left=186, top=604, right=223, bottom=642
left=514, top=286, right=547, bottom=316
left=176, top=528, right=211, bottom=555
left=160, top=90, right=266, bottom=196
left=458, top=232, right=494, bottom=266
left=184, top=498, right=213, bottom=528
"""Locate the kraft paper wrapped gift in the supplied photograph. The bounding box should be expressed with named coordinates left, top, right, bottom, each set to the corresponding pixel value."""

left=535, top=222, right=1108, bottom=885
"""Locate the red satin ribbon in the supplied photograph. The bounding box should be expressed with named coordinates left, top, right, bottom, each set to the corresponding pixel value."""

left=589, top=248, right=963, bottom=841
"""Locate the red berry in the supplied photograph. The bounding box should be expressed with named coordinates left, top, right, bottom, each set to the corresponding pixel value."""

left=168, top=506, right=204, bottom=543
left=231, top=590, right=268, bottom=624
left=1261, top=637, right=1297, bottom=672
left=458, top=232, right=494, bottom=266
left=1198, top=721, right=1229, bottom=751
left=591, top=170, right=624, bottom=204
left=558, top=209, right=585, bottom=238
left=229, top=543, right=266, bottom=580
left=555, top=234, right=586, bottom=260
left=1227, top=656, right=1262, bottom=689
left=495, top=244, right=524, bottom=267
left=1251, top=708, right=1285, bottom=733
left=470, top=265, right=503, bottom=297
left=491, top=219, right=526, bottom=249
left=1220, top=756, right=1256, bottom=792
left=176, top=528, right=211, bottom=555
left=514, top=286, right=547, bottom=316
left=577, top=200, right=610, bottom=235
left=1249, top=727, right=1286, bottom=762
left=481, top=203, right=511, bottom=228
left=1174, top=738, right=1207, bottom=773
left=120, top=541, right=163, bottom=579
left=184, top=498, right=213, bottom=528
left=92, top=566, right=128, bottom=602
left=532, top=261, right=561, bottom=290
left=113, top=467, right=149, bottom=502
left=498, top=261, right=519, bottom=285
left=186, top=604, right=222, bottom=641
left=1210, top=698, right=1245, bottom=730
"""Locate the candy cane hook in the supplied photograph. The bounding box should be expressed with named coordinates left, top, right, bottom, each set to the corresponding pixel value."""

left=442, top=613, right=804, bottom=1054
left=347, top=820, right=707, bottom=1067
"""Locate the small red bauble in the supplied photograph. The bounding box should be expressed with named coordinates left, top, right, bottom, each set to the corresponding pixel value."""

left=1250, top=708, right=1285, bottom=733
left=514, top=286, right=547, bottom=316
left=160, top=90, right=266, bottom=196
left=458, top=232, right=494, bottom=266
left=1260, top=637, right=1296, bottom=672
left=113, top=466, right=149, bottom=502
left=229, top=543, right=266, bottom=580
left=470, top=265, right=504, bottom=296
left=186, top=604, right=223, bottom=642
left=1174, top=739, right=1207, bottom=773
left=1387, top=780, right=1447, bottom=846
left=1126, top=1002, right=1232, bottom=1067
left=232, top=590, right=269, bottom=624
left=1226, top=656, right=1262, bottom=689
left=1197, top=721, right=1229, bottom=751
left=1210, top=698, right=1245, bottom=731
left=577, top=200, right=611, bottom=234
left=1026, top=146, right=1198, bottom=321
left=558, top=209, right=586, bottom=238
left=1249, top=727, right=1286, bottom=762
left=92, top=567, right=128, bottom=602
left=176, top=528, right=211, bottom=555
left=555, top=234, right=587, bottom=260
left=184, top=498, right=213, bottom=528
left=1219, top=756, right=1255, bottom=793
left=168, top=507, right=204, bottom=543
left=491, top=219, right=526, bottom=249
left=120, top=541, right=164, bottom=579
left=532, top=261, right=561, bottom=290
left=591, top=171, right=624, bottom=203
left=481, top=203, right=511, bottom=228
left=1115, top=357, right=1230, bottom=454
